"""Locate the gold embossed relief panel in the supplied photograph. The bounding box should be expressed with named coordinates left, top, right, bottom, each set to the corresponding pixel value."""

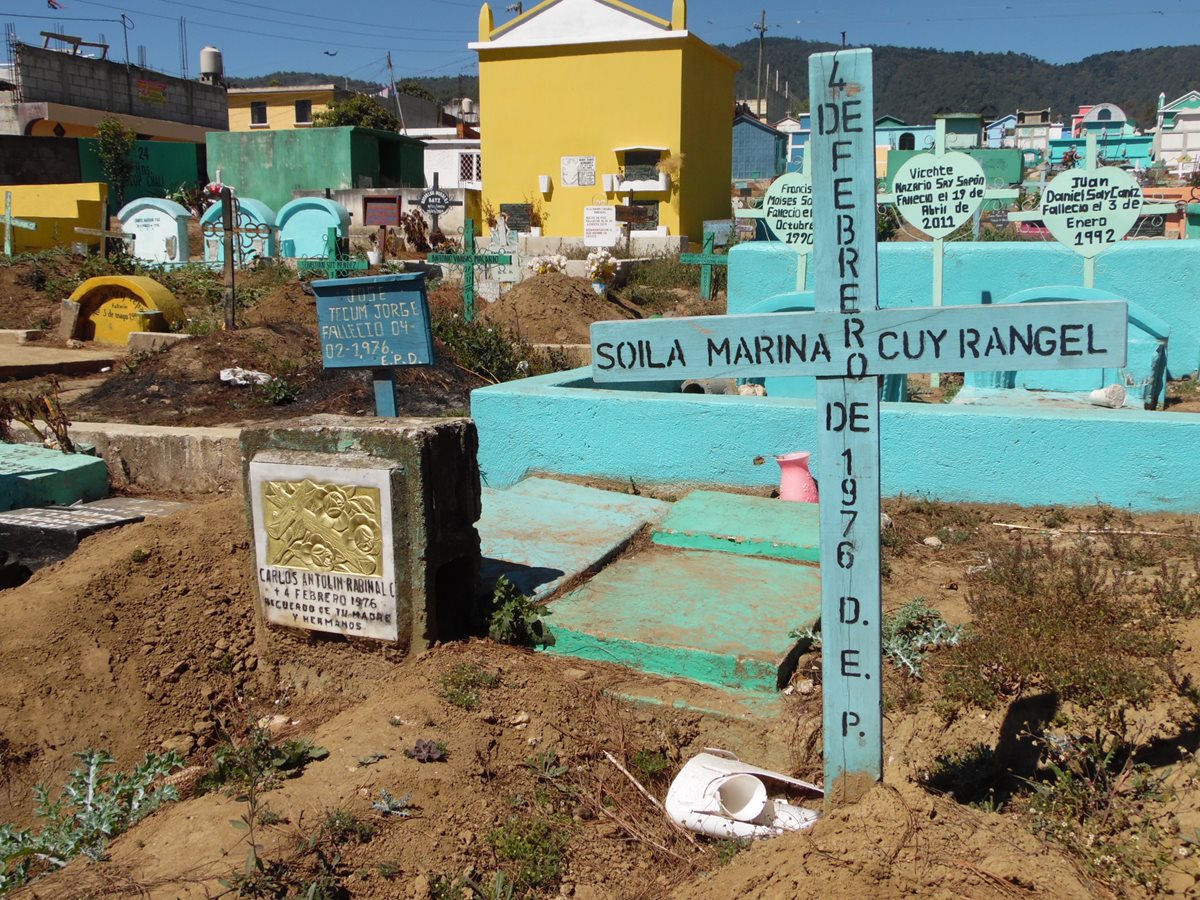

left=248, top=457, right=400, bottom=643
left=262, top=479, right=384, bottom=577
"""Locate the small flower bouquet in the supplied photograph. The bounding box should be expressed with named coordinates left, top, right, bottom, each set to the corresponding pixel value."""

left=526, top=254, right=568, bottom=275
left=586, top=248, right=617, bottom=284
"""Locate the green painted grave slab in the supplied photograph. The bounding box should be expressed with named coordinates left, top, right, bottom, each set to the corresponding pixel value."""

left=652, top=490, right=820, bottom=562
left=0, top=444, right=108, bottom=512
left=543, top=547, right=820, bottom=693
left=479, top=478, right=669, bottom=600
left=506, top=477, right=670, bottom=521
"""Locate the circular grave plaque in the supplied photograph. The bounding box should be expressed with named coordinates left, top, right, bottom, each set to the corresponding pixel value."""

left=1040, top=165, right=1142, bottom=258
left=762, top=172, right=814, bottom=250
left=419, top=188, right=453, bottom=217
left=891, top=151, right=987, bottom=238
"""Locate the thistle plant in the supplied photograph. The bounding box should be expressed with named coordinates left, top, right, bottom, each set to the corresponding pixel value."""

left=0, top=749, right=182, bottom=892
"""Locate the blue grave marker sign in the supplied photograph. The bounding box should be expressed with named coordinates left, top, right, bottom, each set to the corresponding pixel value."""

left=588, top=48, right=1128, bottom=806
left=310, top=272, right=435, bottom=417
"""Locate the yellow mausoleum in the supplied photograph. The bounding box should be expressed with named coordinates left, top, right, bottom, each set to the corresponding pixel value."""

left=471, top=0, right=737, bottom=239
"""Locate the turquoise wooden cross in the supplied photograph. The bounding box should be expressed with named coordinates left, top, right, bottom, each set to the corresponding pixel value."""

left=3, top=192, right=37, bottom=257
left=587, top=48, right=1128, bottom=807
left=428, top=219, right=512, bottom=322
left=679, top=232, right=728, bottom=301
left=878, top=119, right=1019, bottom=387
left=1011, top=133, right=1175, bottom=288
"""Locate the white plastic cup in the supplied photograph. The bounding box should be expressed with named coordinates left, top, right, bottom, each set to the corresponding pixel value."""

left=715, top=774, right=768, bottom=822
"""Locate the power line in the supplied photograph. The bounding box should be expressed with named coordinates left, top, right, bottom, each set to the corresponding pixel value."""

left=181, top=0, right=467, bottom=36
left=149, top=0, right=467, bottom=41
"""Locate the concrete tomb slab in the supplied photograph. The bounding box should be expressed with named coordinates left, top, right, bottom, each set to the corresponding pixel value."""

left=63, top=275, right=185, bottom=346
left=478, top=477, right=668, bottom=600
left=276, top=197, right=351, bottom=260
left=543, top=546, right=820, bottom=694
left=0, top=443, right=108, bottom=512
left=0, top=497, right=187, bottom=570
left=241, top=415, right=481, bottom=650
left=201, top=197, right=277, bottom=265
left=652, top=490, right=819, bottom=562
left=117, top=197, right=191, bottom=265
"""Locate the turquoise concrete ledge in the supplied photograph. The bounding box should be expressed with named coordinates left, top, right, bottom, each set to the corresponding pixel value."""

left=0, top=444, right=108, bottom=511
left=473, top=369, right=1200, bottom=512
left=728, top=241, right=1200, bottom=376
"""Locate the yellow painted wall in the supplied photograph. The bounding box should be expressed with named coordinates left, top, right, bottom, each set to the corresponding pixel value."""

left=479, top=36, right=736, bottom=239
left=227, top=88, right=338, bottom=132
left=678, top=39, right=737, bottom=240
left=1, top=182, right=107, bottom=252
left=28, top=120, right=100, bottom=138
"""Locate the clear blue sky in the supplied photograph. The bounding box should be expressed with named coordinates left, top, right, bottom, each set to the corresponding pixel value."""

left=3, top=0, right=1197, bottom=83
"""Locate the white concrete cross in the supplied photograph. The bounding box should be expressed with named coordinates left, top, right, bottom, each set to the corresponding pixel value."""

left=587, top=48, right=1129, bottom=806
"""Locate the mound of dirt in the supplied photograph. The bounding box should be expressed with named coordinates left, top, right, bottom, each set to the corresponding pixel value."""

left=675, top=782, right=1092, bottom=898
left=0, top=498, right=259, bottom=825
left=481, top=273, right=638, bottom=344
left=73, top=323, right=484, bottom=427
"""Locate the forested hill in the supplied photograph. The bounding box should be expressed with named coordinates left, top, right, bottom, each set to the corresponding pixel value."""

left=237, top=41, right=1200, bottom=127
left=722, top=38, right=1200, bottom=126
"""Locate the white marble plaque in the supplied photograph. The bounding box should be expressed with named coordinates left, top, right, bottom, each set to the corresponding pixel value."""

left=249, top=457, right=398, bottom=642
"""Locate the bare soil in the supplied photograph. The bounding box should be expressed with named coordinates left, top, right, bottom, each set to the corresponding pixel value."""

left=2, top=497, right=1198, bottom=897
left=480, top=274, right=640, bottom=345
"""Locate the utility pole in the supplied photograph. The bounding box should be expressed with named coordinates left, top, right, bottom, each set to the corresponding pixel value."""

left=387, top=51, right=406, bottom=133
left=753, top=10, right=767, bottom=120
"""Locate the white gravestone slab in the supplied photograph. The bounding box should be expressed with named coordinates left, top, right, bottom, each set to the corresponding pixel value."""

left=584, top=206, right=619, bottom=247
left=118, top=198, right=191, bottom=265
left=479, top=216, right=521, bottom=302
left=249, top=455, right=399, bottom=642
left=561, top=156, right=597, bottom=187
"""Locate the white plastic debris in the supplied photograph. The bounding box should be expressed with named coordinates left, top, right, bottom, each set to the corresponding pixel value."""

left=664, top=748, right=821, bottom=839
left=1088, top=384, right=1127, bottom=409
left=220, top=367, right=272, bottom=386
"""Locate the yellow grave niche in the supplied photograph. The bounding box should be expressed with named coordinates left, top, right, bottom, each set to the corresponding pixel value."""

left=68, top=275, right=184, bottom=345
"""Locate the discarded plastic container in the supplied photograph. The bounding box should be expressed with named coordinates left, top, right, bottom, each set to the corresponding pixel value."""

left=776, top=452, right=819, bottom=503
left=1089, top=384, right=1127, bottom=409
left=665, top=749, right=821, bottom=839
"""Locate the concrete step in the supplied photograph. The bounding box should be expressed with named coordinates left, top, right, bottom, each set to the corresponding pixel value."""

left=543, top=546, right=820, bottom=694
left=0, top=443, right=108, bottom=512
left=652, top=489, right=820, bottom=562
left=0, top=345, right=119, bottom=378
left=478, top=477, right=669, bottom=600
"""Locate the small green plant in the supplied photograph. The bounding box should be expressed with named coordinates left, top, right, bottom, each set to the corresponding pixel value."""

left=357, top=752, right=387, bottom=767
left=488, top=577, right=552, bottom=647
left=200, top=727, right=328, bottom=795
left=371, top=789, right=413, bottom=819
left=323, top=809, right=375, bottom=844
left=1151, top=557, right=1200, bottom=617
left=629, top=749, right=670, bottom=783
left=0, top=749, right=182, bottom=891
left=525, top=748, right=568, bottom=784
left=439, top=664, right=499, bottom=711
left=487, top=816, right=568, bottom=893
left=130, top=547, right=149, bottom=564
left=1021, top=730, right=1170, bottom=889
left=923, top=743, right=1008, bottom=808
left=259, top=376, right=299, bottom=406
left=715, top=837, right=751, bottom=865
left=790, top=597, right=960, bottom=680
left=404, top=739, right=447, bottom=763
left=881, top=597, right=962, bottom=678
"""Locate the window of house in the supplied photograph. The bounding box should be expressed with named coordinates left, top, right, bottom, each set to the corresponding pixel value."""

left=458, top=151, right=482, bottom=185
left=295, top=99, right=313, bottom=125
left=898, top=132, right=915, bottom=150
left=250, top=101, right=268, bottom=127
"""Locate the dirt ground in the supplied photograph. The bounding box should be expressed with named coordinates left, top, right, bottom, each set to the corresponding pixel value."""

left=1, top=496, right=1198, bottom=898
left=480, top=274, right=639, bottom=345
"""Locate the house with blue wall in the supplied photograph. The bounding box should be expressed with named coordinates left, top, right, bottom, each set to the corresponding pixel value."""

left=1048, top=134, right=1153, bottom=167
left=874, top=116, right=935, bottom=151
left=773, top=113, right=810, bottom=164
left=731, top=112, right=786, bottom=181
left=985, top=113, right=1016, bottom=148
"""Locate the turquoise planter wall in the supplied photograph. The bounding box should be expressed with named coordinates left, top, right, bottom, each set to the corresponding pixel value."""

left=472, top=370, right=1200, bottom=511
